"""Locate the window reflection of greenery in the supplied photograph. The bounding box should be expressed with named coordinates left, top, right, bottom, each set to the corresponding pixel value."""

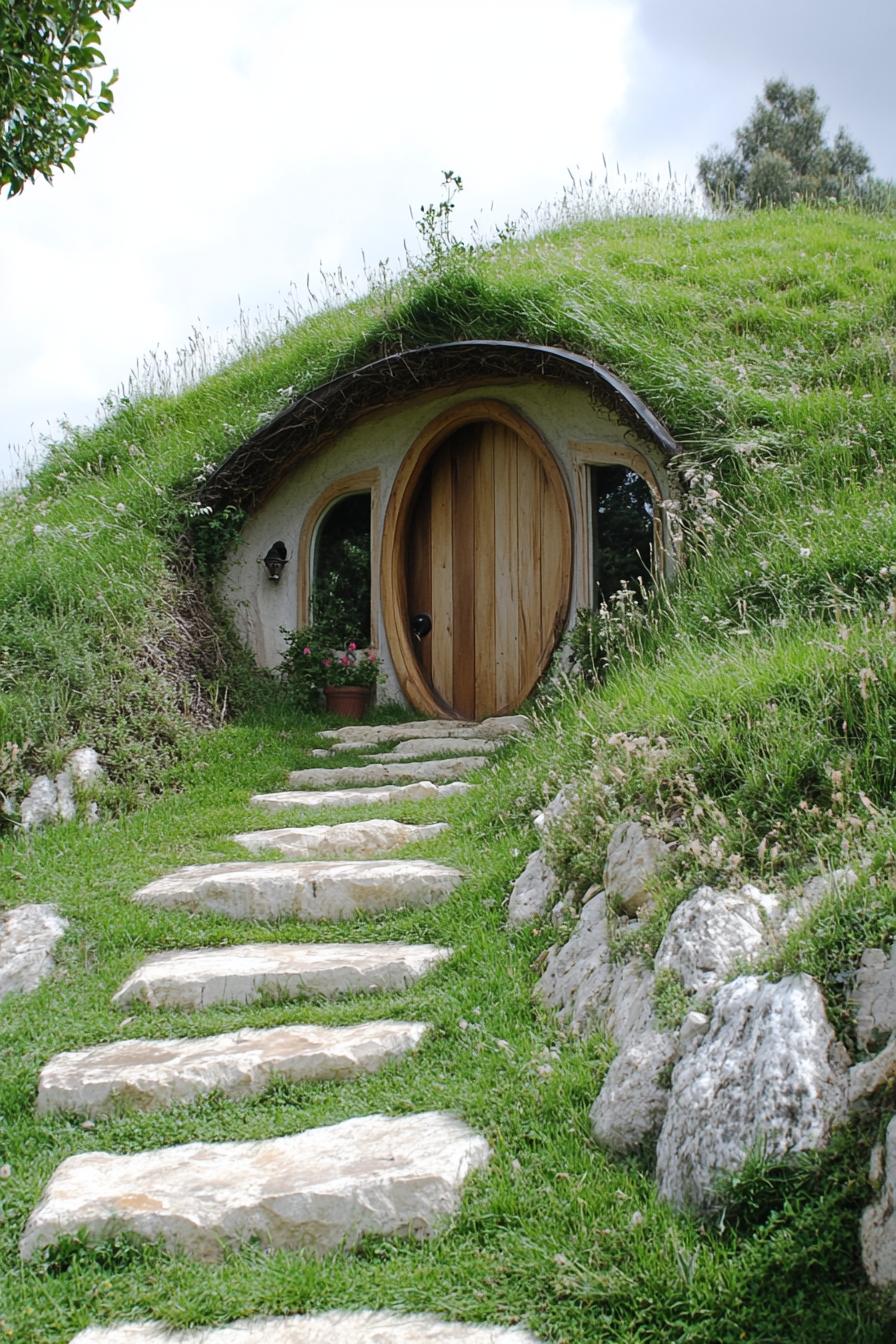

left=311, top=494, right=372, bottom=645
left=589, top=465, right=654, bottom=605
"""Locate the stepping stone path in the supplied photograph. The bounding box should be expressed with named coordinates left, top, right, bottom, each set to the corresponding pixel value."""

left=132, top=858, right=462, bottom=921
left=113, top=941, right=452, bottom=1010
left=70, top=1314, right=543, bottom=1342
left=252, top=780, right=472, bottom=812
left=20, top=1111, right=491, bottom=1262
left=37, top=1021, right=429, bottom=1115
left=19, top=715, right=540, bottom=1340
left=232, top=819, right=448, bottom=858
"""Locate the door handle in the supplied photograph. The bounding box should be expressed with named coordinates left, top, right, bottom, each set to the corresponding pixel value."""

left=411, top=613, right=432, bottom=641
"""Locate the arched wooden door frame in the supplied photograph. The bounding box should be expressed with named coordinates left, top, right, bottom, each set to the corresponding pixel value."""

left=381, top=398, right=573, bottom=719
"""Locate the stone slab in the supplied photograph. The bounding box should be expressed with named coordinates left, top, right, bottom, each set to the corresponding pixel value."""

left=507, top=850, right=556, bottom=929
left=286, top=760, right=487, bottom=789
left=373, top=737, right=499, bottom=760
left=232, top=820, right=448, bottom=859
left=38, top=1020, right=429, bottom=1116
left=318, top=715, right=529, bottom=746
left=113, top=942, right=451, bottom=1010
left=21, top=1111, right=491, bottom=1262
left=852, top=941, right=896, bottom=1052
left=251, top=782, right=472, bottom=812
left=69, top=1310, right=544, bottom=1342
left=0, top=903, right=68, bottom=1001
left=861, top=1113, right=896, bottom=1290
left=132, top=859, right=462, bottom=921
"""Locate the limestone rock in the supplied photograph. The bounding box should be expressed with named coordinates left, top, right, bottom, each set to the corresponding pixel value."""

left=251, top=781, right=472, bottom=812
left=374, top=737, right=499, bottom=760
left=132, top=859, right=462, bottom=922
left=777, top=867, right=857, bottom=937
left=20, top=775, right=59, bottom=830
left=232, top=820, right=448, bottom=859
left=656, top=974, right=848, bottom=1211
left=861, top=1114, right=896, bottom=1291
left=654, top=884, right=780, bottom=997
left=69, top=1310, right=544, bottom=1343
left=21, top=1111, right=490, bottom=1262
left=849, top=1036, right=896, bottom=1111
left=317, top=715, right=528, bottom=746
left=0, top=904, right=68, bottom=1000
left=603, top=821, right=669, bottom=916
left=853, top=941, right=896, bottom=1052
left=590, top=1030, right=678, bottom=1154
left=532, top=782, right=577, bottom=833
left=286, top=759, right=486, bottom=789
left=535, top=893, right=614, bottom=1035
left=66, top=746, right=105, bottom=788
left=679, top=1011, right=710, bottom=1052
left=604, top=958, right=657, bottom=1049
left=507, top=850, right=556, bottom=929
left=113, top=941, right=451, bottom=1011
left=55, top=771, right=76, bottom=822
left=37, top=1020, right=428, bottom=1116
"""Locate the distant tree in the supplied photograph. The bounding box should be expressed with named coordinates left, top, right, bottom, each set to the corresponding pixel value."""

left=698, top=78, right=873, bottom=209
left=0, top=1, right=136, bottom=198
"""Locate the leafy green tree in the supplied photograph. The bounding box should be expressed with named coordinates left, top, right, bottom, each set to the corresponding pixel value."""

left=0, top=1, right=136, bottom=197
left=698, top=78, right=873, bottom=209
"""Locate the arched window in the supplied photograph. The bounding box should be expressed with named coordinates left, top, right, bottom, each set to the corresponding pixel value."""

left=571, top=444, right=665, bottom=610
left=311, top=491, right=372, bottom=644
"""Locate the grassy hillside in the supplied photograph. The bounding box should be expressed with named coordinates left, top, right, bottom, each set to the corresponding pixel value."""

left=2, top=203, right=896, bottom=1339
left=2, top=205, right=895, bottom=816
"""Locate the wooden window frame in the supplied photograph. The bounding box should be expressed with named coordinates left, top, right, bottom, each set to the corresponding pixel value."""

left=569, top=441, right=666, bottom=611
left=297, top=469, right=381, bottom=646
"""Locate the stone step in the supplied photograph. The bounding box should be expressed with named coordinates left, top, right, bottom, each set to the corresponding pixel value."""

left=37, top=1020, right=428, bottom=1116
left=112, top=941, right=451, bottom=1010
left=132, top=859, right=463, bottom=921
left=318, top=714, right=530, bottom=745
left=286, top=759, right=486, bottom=789
left=251, top=781, right=472, bottom=812
left=232, top=819, right=448, bottom=859
left=371, top=737, right=499, bottom=760
left=69, top=1310, right=544, bottom=1342
left=0, top=904, right=68, bottom=1002
left=21, top=1110, right=490, bottom=1263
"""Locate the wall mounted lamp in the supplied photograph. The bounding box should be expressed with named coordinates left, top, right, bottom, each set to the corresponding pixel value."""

left=262, top=541, right=288, bottom=581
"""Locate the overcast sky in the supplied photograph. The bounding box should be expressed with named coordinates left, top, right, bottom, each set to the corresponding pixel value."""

left=2, top=0, right=893, bottom=483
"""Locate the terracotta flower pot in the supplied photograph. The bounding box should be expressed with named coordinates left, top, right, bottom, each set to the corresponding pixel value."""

left=323, top=685, right=370, bottom=720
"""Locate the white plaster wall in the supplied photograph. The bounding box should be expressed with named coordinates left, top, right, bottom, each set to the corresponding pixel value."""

left=218, top=381, right=678, bottom=705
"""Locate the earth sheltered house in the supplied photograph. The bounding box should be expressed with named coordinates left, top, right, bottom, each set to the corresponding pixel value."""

left=203, top=340, right=681, bottom=719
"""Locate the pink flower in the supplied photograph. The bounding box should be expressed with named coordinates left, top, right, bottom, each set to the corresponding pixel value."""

left=367, top=651, right=377, bottom=661
left=340, top=655, right=351, bottom=666
left=347, top=641, right=357, bottom=652
left=323, top=657, right=332, bottom=668
left=303, top=646, right=311, bottom=656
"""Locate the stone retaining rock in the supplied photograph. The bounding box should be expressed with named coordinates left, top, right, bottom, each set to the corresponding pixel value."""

left=69, top=1310, right=544, bottom=1342
left=113, top=942, right=451, bottom=1010
left=535, top=893, right=614, bottom=1034
left=286, top=759, right=487, bottom=788
left=654, top=884, right=780, bottom=997
left=318, top=715, right=529, bottom=745
left=37, top=1020, right=428, bottom=1115
left=656, top=973, right=848, bottom=1211
left=251, top=781, right=472, bottom=811
left=232, top=820, right=448, bottom=859
left=0, top=904, right=68, bottom=1001
left=507, top=850, right=556, bottom=929
left=861, top=1114, right=896, bottom=1291
left=589, top=1029, right=678, bottom=1154
left=132, top=859, right=462, bottom=921
left=852, top=941, right=896, bottom=1052
left=603, top=821, right=670, bottom=916
left=21, top=1111, right=490, bottom=1262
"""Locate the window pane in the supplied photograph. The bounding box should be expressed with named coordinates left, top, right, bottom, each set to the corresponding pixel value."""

left=312, top=493, right=371, bottom=644
left=589, top=465, right=654, bottom=606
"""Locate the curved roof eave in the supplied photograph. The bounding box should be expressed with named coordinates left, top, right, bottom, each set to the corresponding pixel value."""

left=199, top=340, right=680, bottom=512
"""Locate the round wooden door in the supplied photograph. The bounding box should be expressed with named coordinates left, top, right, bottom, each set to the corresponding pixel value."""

left=399, top=412, right=571, bottom=719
